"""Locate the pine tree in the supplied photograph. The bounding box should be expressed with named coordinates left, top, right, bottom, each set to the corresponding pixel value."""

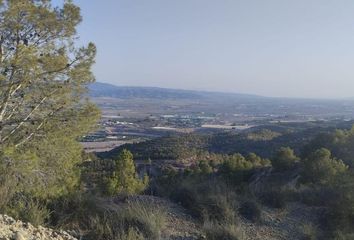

left=106, top=149, right=148, bottom=195
left=0, top=0, right=99, bottom=201
left=272, top=147, right=299, bottom=171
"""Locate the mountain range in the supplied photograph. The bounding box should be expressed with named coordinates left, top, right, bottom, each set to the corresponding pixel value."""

left=88, top=82, right=263, bottom=101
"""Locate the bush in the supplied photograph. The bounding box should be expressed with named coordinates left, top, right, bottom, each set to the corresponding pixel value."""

left=3, top=195, right=50, bottom=227
left=123, top=199, right=167, bottom=239
left=82, top=198, right=166, bottom=240
left=170, top=178, right=238, bottom=223
left=301, top=148, right=348, bottom=185
left=0, top=175, right=16, bottom=212
left=19, top=199, right=51, bottom=227
left=105, top=149, right=148, bottom=196
left=85, top=212, right=145, bottom=240
left=272, top=147, right=299, bottom=171
left=49, top=192, right=98, bottom=230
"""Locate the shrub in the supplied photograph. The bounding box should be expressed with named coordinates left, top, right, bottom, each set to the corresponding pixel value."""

left=0, top=174, right=16, bottom=212
left=49, top=192, right=98, bottom=230
left=170, top=178, right=238, bottom=223
left=219, top=153, right=270, bottom=184
left=245, top=153, right=271, bottom=168
left=19, top=199, right=51, bottom=227
left=272, top=147, right=299, bottom=171
left=301, top=148, right=348, bottom=185
left=219, top=154, right=253, bottom=184
left=55, top=196, right=166, bottom=240
left=123, top=199, right=167, bottom=239
left=4, top=197, right=50, bottom=227
left=105, top=150, right=148, bottom=196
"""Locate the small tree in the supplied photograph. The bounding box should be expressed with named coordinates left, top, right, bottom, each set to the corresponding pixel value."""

left=301, top=148, right=348, bottom=184
left=272, top=147, right=299, bottom=171
left=219, top=154, right=253, bottom=184
left=245, top=153, right=271, bottom=167
left=0, top=0, right=99, bottom=202
left=106, top=149, right=148, bottom=195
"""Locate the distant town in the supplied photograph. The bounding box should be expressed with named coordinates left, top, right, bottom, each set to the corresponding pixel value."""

left=82, top=82, right=354, bottom=152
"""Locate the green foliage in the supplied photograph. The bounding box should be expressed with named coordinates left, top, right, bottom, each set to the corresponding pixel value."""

left=245, top=153, right=271, bottom=167
left=163, top=176, right=239, bottom=224
left=105, top=150, right=148, bottom=196
left=301, top=148, right=348, bottom=185
left=0, top=0, right=98, bottom=147
left=48, top=192, right=98, bottom=230
left=83, top=199, right=166, bottom=240
left=246, top=129, right=281, bottom=141
left=302, top=127, right=354, bottom=167
left=4, top=196, right=50, bottom=227
left=0, top=0, right=100, bottom=219
left=123, top=199, right=167, bottom=239
left=189, top=160, right=214, bottom=175
left=272, top=147, right=299, bottom=171
left=219, top=153, right=269, bottom=184
left=156, top=170, right=245, bottom=239
left=219, top=154, right=252, bottom=184
left=49, top=193, right=166, bottom=240
left=100, top=134, right=206, bottom=160
left=101, top=123, right=331, bottom=161
left=320, top=173, right=354, bottom=238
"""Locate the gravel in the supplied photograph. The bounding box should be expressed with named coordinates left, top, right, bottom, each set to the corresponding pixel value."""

left=0, top=215, right=77, bottom=240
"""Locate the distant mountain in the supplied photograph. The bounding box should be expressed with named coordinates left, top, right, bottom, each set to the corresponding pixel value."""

left=88, top=82, right=354, bottom=123
left=88, top=82, right=263, bottom=100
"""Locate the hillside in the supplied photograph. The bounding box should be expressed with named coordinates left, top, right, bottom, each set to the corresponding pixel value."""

left=99, top=120, right=353, bottom=161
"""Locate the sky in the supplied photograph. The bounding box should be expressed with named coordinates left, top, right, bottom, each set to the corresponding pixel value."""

left=55, top=0, right=354, bottom=98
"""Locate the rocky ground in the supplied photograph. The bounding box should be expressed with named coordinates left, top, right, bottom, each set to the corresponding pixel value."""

left=100, top=195, right=324, bottom=240
left=240, top=202, right=325, bottom=240
left=0, top=215, right=77, bottom=240
left=101, top=195, right=204, bottom=240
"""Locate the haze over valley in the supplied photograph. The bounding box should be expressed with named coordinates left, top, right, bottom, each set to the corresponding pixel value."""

left=83, top=82, right=354, bottom=152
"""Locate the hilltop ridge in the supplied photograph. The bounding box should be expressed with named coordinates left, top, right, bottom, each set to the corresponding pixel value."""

left=89, top=82, right=264, bottom=100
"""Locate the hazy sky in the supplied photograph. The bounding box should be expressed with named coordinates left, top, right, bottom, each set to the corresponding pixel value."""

left=57, top=0, right=354, bottom=98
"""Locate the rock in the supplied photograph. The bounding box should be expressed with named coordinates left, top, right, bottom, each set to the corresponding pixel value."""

left=13, top=232, right=26, bottom=240
left=0, top=215, right=77, bottom=240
